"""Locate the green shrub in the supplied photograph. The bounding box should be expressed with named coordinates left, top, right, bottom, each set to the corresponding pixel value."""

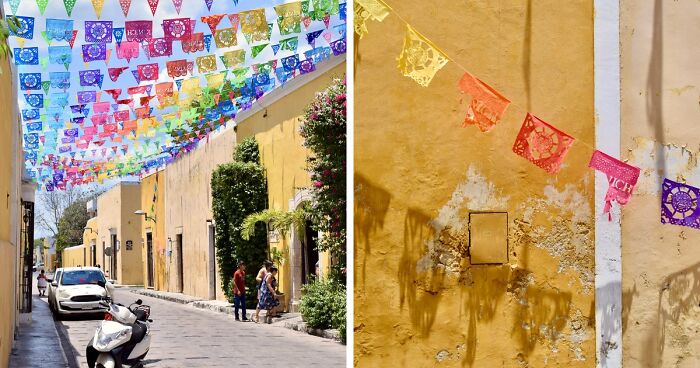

left=300, top=278, right=346, bottom=343
left=211, top=138, right=268, bottom=305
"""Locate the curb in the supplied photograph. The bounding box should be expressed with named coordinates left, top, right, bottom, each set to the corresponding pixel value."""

left=130, top=289, right=342, bottom=342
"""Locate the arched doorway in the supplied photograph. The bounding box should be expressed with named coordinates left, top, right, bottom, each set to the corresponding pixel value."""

left=301, top=220, right=320, bottom=285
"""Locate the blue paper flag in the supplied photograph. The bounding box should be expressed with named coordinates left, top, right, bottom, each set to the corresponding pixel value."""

left=49, top=71, right=71, bottom=89
left=48, top=46, right=72, bottom=64
left=25, top=94, right=44, bottom=108
left=19, top=73, right=42, bottom=90
left=45, top=18, right=74, bottom=41
left=13, top=47, right=39, bottom=65
left=8, top=16, right=35, bottom=39
left=22, top=109, right=40, bottom=121
left=204, top=34, right=212, bottom=52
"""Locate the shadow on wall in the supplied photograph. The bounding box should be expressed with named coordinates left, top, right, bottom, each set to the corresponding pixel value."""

left=646, top=0, right=666, bottom=176
left=400, top=206, right=578, bottom=367
left=354, top=173, right=392, bottom=287
left=648, top=261, right=700, bottom=366
left=597, top=281, right=623, bottom=366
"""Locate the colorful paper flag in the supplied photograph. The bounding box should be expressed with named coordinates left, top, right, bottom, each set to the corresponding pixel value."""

left=512, top=113, right=575, bottom=174
left=589, top=150, right=641, bottom=218
left=397, top=25, right=448, bottom=87
left=661, top=178, right=700, bottom=230
left=458, top=71, right=510, bottom=132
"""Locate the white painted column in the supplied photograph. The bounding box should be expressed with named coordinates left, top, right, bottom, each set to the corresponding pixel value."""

left=594, top=1, right=622, bottom=367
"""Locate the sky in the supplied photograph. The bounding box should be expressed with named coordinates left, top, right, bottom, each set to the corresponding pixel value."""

left=5, top=0, right=347, bottom=237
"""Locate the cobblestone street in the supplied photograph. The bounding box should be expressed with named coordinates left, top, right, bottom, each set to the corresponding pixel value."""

left=46, top=288, right=345, bottom=368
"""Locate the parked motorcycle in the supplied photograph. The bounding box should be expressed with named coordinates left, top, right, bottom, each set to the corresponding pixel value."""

left=86, top=281, right=152, bottom=368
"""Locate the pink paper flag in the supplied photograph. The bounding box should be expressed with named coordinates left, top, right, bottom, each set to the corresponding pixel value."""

left=147, top=0, right=159, bottom=16
left=118, top=0, right=131, bottom=17
left=323, top=32, right=332, bottom=43
left=227, top=14, right=239, bottom=32
left=588, top=150, right=641, bottom=219
left=172, top=0, right=182, bottom=14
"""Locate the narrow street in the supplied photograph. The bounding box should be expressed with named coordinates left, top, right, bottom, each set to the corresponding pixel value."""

left=41, top=288, right=345, bottom=368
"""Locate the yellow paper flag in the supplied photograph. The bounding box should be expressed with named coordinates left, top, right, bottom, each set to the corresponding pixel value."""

left=240, top=8, right=269, bottom=43
left=91, top=0, right=105, bottom=18
left=397, top=25, right=448, bottom=87
left=354, top=0, right=391, bottom=38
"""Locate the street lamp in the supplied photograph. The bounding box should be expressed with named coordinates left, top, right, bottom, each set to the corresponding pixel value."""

left=134, top=210, right=156, bottom=223
left=84, top=227, right=95, bottom=234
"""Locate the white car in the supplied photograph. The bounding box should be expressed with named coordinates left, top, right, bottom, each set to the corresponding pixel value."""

left=49, top=267, right=109, bottom=319
left=47, top=267, right=63, bottom=310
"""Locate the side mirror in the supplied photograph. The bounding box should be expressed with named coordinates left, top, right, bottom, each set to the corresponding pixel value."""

left=51, top=281, right=57, bottom=287
left=97, top=280, right=106, bottom=288
left=135, top=299, right=143, bottom=305
left=46, top=278, right=53, bottom=283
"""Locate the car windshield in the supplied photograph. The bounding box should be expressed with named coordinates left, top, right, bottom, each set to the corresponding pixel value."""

left=60, top=270, right=105, bottom=286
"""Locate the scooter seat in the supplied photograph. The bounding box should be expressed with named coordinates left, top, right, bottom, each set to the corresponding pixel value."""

left=133, top=308, right=148, bottom=322
left=129, top=322, right=147, bottom=344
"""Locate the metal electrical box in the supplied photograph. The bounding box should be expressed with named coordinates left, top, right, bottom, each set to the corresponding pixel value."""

left=469, top=212, right=508, bottom=264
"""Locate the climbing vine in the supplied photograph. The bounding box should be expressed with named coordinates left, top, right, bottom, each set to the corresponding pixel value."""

left=211, top=138, right=268, bottom=304
left=300, top=77, right=347, bottom=281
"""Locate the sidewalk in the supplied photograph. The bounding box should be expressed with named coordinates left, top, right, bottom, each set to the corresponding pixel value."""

left=131, top=288, right=342, bottom=341
left=9, top=296, right=70, bottom=368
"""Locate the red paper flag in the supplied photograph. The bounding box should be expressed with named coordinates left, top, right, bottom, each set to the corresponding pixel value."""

left=166, top=59, right=188, bottom=78
left=137, top=63, right=159, bottom=81
left=458, top=71, right=510, bottom=132
left=135, top=106, right=151, bottom=118
left=108, top=67, right=129, bottom=82
left=140, top=95, right=155, bottom=106
left=181, top=33, right=204, bottom=53
left=128, top=86, right=148, bottom=95
left=201, top=14, right=225, bottom=35
left=172, top=0, right=182, bottom=13
left=69, top=30, right=78, bottom=48
left=512, top=113, right=575, bottom=174
left=147, top=0, right=159, bottom=15
left=104, top=88, right=122, bottom=101
left=588, top=150, right=641, bottom=218
left=113, top=110, right=130, bottom=122
left=118, top=0, right=131, bottom=17
left=163, top=18, right=192, bottom=41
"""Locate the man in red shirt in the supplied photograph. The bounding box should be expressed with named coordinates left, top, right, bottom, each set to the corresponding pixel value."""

left=233, top=261, right=248, bottom=321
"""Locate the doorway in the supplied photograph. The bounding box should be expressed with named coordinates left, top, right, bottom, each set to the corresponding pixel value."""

left=207, top=225, right=216, bottom=300
left=301, top=220, right=319, bottom=285
left=146, top=232, right=154, bottom=288
left=102, top=241, right=106, bottom=275
left=176, top=233, right=184, bottom=293
left=91, top=241, right=97, bottom=266
left=111, top=234, right=118, bottom=280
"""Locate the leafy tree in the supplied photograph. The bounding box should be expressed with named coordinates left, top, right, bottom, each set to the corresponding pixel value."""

left=211, top=138, right=268, bottom=304
left=55, top=199, right=90, bottom=264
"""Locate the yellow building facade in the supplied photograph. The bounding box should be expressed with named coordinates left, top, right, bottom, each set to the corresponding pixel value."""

left=151, top=59, right=344, bottom=308
left=61, top=245, right=88, bottom=268
left=355, top=1, right=596, bottom=366
left=0, top=55, right=22, bottom=368
left=95, top=182, right=144, bottom=286
left=620, top=1, right=700, bottom=367
left=139, top=172, right=166, bottom=291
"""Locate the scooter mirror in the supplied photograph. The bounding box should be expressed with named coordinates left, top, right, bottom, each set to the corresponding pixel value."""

left=135, top=299, right=143, bottom=305
left=104, top=280, right=115, bottom=297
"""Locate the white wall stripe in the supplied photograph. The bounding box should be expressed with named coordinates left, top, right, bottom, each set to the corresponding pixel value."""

left=594, top=1, right=622, bottom=367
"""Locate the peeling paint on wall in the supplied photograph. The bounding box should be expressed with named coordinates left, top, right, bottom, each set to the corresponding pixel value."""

left=627, top=137, right=700, bottom=195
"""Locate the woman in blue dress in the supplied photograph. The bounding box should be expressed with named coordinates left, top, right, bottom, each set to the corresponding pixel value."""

left=258, top=266, right=280, bottom=324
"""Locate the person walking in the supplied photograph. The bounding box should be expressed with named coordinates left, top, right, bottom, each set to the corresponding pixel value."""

left=233, top=261, right=248, bottom=321
left=37, top=269, right=48, bottom=296
left=258, top=266, right=280, bottom=324
left=253, top=260, right=273, bottom=323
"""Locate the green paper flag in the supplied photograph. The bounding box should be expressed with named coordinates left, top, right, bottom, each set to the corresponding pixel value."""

left=301, top=0, right=309, bottom=15
left=39, top=57, right=48, bottom=70
left=36, top=0, right=49, bottom=14
left=63, top=0, right=77, bottom=16
left=251, top=43, right=268, bottom=58
left=64, top=62, right=70, bottom=71
left=42, top=81, right=50, bottom=94
left=267, top=23, right=273, bottom=40
left=41, top=31, right=52, bottom=45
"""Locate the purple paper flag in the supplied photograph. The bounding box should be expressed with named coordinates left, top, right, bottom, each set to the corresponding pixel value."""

left=661, top=178, right=700, bottom=229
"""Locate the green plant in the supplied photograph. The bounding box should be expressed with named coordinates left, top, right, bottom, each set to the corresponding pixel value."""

left=241, top=205, right=310, bottom=240
left=299, top=277, right=346, bottom=343
left=269, top=247, right=286, bottom=266
left=0, top=16, right=20, bottom=75
left=211, top=137, right=268, bottom=305
left=299, top=77, right=347, bottom=282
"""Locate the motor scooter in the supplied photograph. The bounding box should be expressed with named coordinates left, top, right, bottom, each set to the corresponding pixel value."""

left=86, top=280, right=152, bottom=368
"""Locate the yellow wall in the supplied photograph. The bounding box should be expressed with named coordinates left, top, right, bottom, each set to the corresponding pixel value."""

left=621, top=1, right=700, bottom=366
left=62, top=245, right=87, bottom=268
left=0, top=55, right=20, bottom=368
left=96, top=182, right=144, bottom=285
left=354, top=1, right=595, bottom=367
left=83, top=217, right=98, bottom=267
left=140, top=172, right=166, bottom=291
left=237, top=61, right=345, bottom=305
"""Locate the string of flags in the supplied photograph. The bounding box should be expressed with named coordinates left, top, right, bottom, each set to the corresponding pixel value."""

left=357, top=0, right=697, bottom=230
left=10, top=0, right=347, bottom=192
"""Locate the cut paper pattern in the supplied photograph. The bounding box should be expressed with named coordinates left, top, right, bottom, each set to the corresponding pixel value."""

left=163, top=18, right=191, bottom=40
left=148, top=38, right=173, bottom=57
left=79, top=69, right=102, bottom=86
left=48, top=46, right=71, bottom=64
left=147, top=0, right=159, bottom=16
left=118, top=0, right=131, bottom=17
left=172, top=0, right=182, bottom=14
left=166, top=59, right=188, bottom=78
left=125, top=21, right=152, bottom=42
left=138, top=63, right=159, bottom=81
left=82, top=43, right=107, bottom=62
left=182, top=33, right=204, bottom=53
left=240, top=8, right=269, bottom=43
left=77, top=91, right=97, bottom=104
left=36, top=0, right=48, bottom=15
left=397, top=25, right=448, bottom=87
left=68, top=30, right=78, bottom=48
left=221, top=50, right=245, bottom=68
left=19, top=73, right=41, bottom=90
left=201, top=14, right=225, bottom=34
left=213, top=27, right=237, bottom=48
left=661, top=178, right=700, bottom=230
left=330, top=38, right=346, bottom=55
left=25, top=94, right=44, bottom=108
left=14, top=47, right=39, bottom=65
left=9, top=16, right=34, bottom=39
left=85, top=20, right=113, bottom=43
left=45, top=18, right=73, bottom=41
left=91, top=0, right=104, bottom=18
left=354, top=0, right=390, bottom=38
left=512, top=113, right=575, bottom=174
left=275, top=2, right=302, bottom=35
left=458, top=71, right=510, bottom=132
left=196, top=55, right=217, bottom=73
left=588, top=150, right=641, bottom=218
left=116, top=41, right=139, bottom=62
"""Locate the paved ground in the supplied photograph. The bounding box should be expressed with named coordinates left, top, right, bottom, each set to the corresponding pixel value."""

left=52, top=288, right=346, bottom=368
left=9, top=295, right=69, bottom=368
